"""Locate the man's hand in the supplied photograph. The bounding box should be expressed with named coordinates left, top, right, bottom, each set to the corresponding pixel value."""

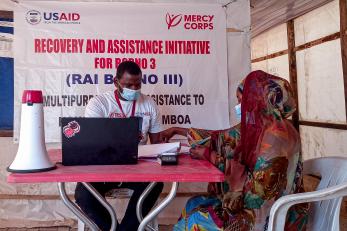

left=161, top=127, right=189, bottom=143
left=161, top=127, right=176, bottom=143
left=149, top=132, right=162, bottom=144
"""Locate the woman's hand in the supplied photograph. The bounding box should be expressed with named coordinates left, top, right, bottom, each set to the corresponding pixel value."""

left=225, top=160, right=246, bottom=192
left=190, top=145, right=209, bottom=160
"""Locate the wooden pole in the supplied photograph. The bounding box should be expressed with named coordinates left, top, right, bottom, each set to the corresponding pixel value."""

left=299, top=120, right=347, bottom=130
left=287, top=20, right=300, bottom=131
left=340, top=0, right=347, bottom=122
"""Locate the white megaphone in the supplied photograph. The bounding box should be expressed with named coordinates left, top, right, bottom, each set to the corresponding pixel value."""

left=8, top=90, right=55, bottom=173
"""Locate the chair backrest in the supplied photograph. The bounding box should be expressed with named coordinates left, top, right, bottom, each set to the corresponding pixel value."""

left=303, top=157, right=347, bottom=231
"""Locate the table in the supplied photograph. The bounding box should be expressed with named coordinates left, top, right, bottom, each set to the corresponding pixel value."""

left=7, top=149, right=225, bottom=231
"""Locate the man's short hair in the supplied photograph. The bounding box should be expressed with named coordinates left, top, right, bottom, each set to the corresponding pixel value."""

left=116, top=61, right=142, bottom=80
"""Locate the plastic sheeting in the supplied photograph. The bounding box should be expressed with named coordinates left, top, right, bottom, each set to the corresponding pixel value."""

left=0, top=138, right=75, bottom=195
left=226, top=0, right=251, bottom=125
left=0, top=200, right=76, bottom=227
left=228, top=31, right=251, bottom=126
left=251, top=0, right=334, bottom=37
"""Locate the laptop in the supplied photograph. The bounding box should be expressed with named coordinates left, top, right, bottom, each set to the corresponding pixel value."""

left=61, top=117, right=142, bottom=166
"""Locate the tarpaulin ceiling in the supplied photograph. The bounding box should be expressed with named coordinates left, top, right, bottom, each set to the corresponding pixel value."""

left=251, top=0, right=334, bottom=37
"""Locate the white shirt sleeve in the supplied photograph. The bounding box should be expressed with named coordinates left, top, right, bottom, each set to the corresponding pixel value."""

left=84, top=97, right=105, bottom=118
left=148, top=99, right=163, bottom=134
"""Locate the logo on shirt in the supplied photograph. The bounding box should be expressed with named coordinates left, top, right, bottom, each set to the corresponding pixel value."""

left=109, top=112, right=125, bottom=118
left=63, top=120, right=80, bottom=138
left=109, top=112, right=151, bottom=118
left=137, top=112, right=151, bottom=117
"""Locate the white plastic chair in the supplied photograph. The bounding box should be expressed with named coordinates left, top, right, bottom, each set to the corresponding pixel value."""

left=268, top=156, right=347, bottom=231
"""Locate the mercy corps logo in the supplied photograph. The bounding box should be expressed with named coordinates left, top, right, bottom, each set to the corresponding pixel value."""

left=166, top=13, right=214, bottom=30
left=26, top=10, right=80, bottom=25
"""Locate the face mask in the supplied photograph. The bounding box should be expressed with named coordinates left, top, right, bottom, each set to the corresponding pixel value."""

left=120, top=87, right=141, bottom=101
left=234, top=103, right=241, bottom=121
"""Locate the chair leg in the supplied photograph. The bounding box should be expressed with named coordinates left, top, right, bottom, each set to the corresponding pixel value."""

left=146, top=218, right=159, bottom=231
left=78, top=218, right=85, bottom=231
left=76, top=201, right=158, bottom=231
left=146, top=201, right=159, bottom=231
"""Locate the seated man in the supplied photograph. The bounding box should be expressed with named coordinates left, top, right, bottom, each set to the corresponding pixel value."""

left=75, top=61, right=164, bottom=231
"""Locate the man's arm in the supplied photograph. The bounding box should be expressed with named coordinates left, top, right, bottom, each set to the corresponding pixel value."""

left=150, top=127, right=188, bottom=143
left=148, top=98, right=163, bottom=144
left=85, top=97, right=104, bottom=117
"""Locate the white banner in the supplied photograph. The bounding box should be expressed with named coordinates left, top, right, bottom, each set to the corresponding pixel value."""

left=14, top=1, right=229, bottom=142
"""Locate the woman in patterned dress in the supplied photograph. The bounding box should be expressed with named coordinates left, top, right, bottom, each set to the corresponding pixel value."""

left=163, top=71, right=308, bottom=231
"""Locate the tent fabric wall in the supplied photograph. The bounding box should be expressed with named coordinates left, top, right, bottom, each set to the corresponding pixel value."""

left=0, top=0, right=251, bottom=227
left=296, top=39, right=346, bottom=124
left=251, top=54, right=290, bottom=81
left=294, top=0, right=340, bottom=46
left=251, top=23, right=290, bottom=81
left=251, top=0, right=347, bottom=161
left=251, top=23, right=288, bottom=60
left=300, top=126, right=347, bottom=159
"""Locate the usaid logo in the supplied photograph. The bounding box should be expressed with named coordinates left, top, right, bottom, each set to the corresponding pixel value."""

left=166, top=12, right=214, bottom=30
left=26, top=10, right=80, bottom=25
left=43, top=12, right=80, bottom=23
left=26, top=10, right=41, bottom=25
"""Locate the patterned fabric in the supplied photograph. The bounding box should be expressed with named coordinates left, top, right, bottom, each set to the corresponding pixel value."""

left=174, top=71, right=308, bottom=231
left=174, top=196, right=223, bottom=231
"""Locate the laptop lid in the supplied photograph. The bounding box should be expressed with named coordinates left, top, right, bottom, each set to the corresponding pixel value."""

left=61, top=117, right=141, bottom=166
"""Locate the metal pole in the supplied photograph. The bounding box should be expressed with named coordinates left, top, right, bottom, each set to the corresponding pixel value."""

left=57, top=182, right=100, bottom=231
left=138, top=182, right=179, bottom=231
left=136, top=182, right=157, bottom=231
left=81, top=182, right=118, bottom=231
left=136, top=182, right=157, bottom=221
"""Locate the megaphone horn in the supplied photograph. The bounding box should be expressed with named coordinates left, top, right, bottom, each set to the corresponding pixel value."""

left=7, top=90, right=56, bottom=173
